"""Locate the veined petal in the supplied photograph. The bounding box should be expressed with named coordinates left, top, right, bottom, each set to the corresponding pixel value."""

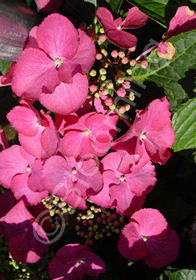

left=36, top=13, right=79, bottom=60
left=122, top=7, right=148, bottom=29
left=12, top=48, right=59, bottom=99
left=40, top=73, right=88, bottom=115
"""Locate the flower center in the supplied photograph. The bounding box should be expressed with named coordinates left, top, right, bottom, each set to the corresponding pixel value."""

left=83, top=129, right=91, bottom=136
left=119, top=175, right=125, bottom=182
left=140, top=131, right=147, bottom=140
left=54, top=57, right=63, bottom=68
left=72, top=168, right=77, bottom=175
left=142, top=235, right=148, bottom=242
left=26, top=165, right=32, bottom=172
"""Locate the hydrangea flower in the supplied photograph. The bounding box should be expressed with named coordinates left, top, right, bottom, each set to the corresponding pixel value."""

left=0, top=200, right=49, bottom=263
left=39, top=154, right=103, bottom=209
left=48, top=243, right=106, bottom=280
left=0, top=145, right=48, bottom=206
left=11, top=13, right=96, bottom=114
left=62, top=112, right=118, bottom=157
left=96, top=7, right=148, bottom=48
left=157, top=6, right=196, bottom=57
left=118, top=208, right=180, bottom=268
left=90, top=150, right=156, bottom=216
left=112, top=97, right=175, bottom=165
left=7, top=100, right=60, bottom=159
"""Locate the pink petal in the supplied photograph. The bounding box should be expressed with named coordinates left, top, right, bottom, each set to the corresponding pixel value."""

left=25, top=26, right=39, bottom=49
left=167, top=6, right=196, bottom=38
left=48, top=244, right=105, bottom=280
left=70, top=29, right=96, bottom=74
left=126, top=160, right=156, bottom=196
left=143, top=228, right=180, bottom=268
left=7, top=106, right=39, bottom=137
left=1, top=200, right=49, bottom=263
left=118, top=221, right=147, bottom=261
left=122, top=7, right=148, bottom=29
left=110, top=182, right=145, bottom=216
left=96, top=7, right=116, bottom=32
left=0, top=145, right=30, bottom=188
left=36, top=13, right=79, bottom=60
left=131, top=208, right=168, bottom=237
left=106, top=29, right=137, bottom=49
left=41, top=155, right=72, bottom=198
left=81, top=250, right=106, bottom=277
left=35, top=0, right=62, bottom=12
left=62, top=131, right=92, bottom=158
left=40, top=73, right=88, bottom=115
left=11, top=173, right=48, bottom=206
left=12, top=48, right=59, bottom=99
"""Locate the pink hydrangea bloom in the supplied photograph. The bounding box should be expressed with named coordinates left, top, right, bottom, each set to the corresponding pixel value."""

left=118, top=208, right=180, bottom=268
left=0, top=145, right=48, bottom=206
left=158, top=6, right=196, bottom=55
left=7, top=100, right=60, bottom=159
left=62, top=112, right=118, bottom=157
left=112, top=97, right=175, bottom=165
left=90, top=150, right=156, bottom=216
left=48, top=243, right=106, bottom=280
left=11, top=13, right=96, bottom=114
left=96, top=7, right=148, bottom=48
left=35, top=0, right=62, bottom=12
left=39, top=154, right=103, bottom=209
left=0, top=200, right=49, bottom=263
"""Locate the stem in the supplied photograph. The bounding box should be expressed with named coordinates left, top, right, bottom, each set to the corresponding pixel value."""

left=135, top=44, right=159, bottom=61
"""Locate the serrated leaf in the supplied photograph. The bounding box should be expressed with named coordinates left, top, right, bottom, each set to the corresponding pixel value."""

left=172, top=97, right=196, bottom=152
left=0, top=61, right=12, bottom=75
left=164, top=269, right=196, bottom=280
left=131, top=30, right=196, bottom=112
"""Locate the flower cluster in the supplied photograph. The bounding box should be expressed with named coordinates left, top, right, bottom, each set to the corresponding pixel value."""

left=0, top=3, right=189, bottom=279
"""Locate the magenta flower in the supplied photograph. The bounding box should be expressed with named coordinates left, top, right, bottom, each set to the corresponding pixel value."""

left=7, top=100, right=60, bottom=159
left=96, top=7, right=148, bottom=49
left=0, top=145, right=48, bottom=206
left=11, top=13, right=96, bottom=114
left=118, top=208, right=180, bottom=268
left=39, top=154, right=103, bottom=209
left=90, top=150, right=156, bottom=216
left=35, top=0, right=62, bottom=12
left=157, top=6, right=196, bottom=56
left=48, top=243, right=106, bottom=280
left=112, top=97, right=175, bottom=165
left=0, top=200, right=49, bottom=263
left=62, top=112, right=118, bottom=157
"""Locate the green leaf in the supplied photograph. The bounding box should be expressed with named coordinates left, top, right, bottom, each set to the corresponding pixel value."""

left=127, top=0, right=196, bottom=26
left=131, top=30, right=196, bottom=112
left=0, top=61, right=12, bottom=75
left=172, top=97, right=196, bottom=152
left=105, top=0, right=123, bottom=12
left=164, top=269, right=196, bottom=280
